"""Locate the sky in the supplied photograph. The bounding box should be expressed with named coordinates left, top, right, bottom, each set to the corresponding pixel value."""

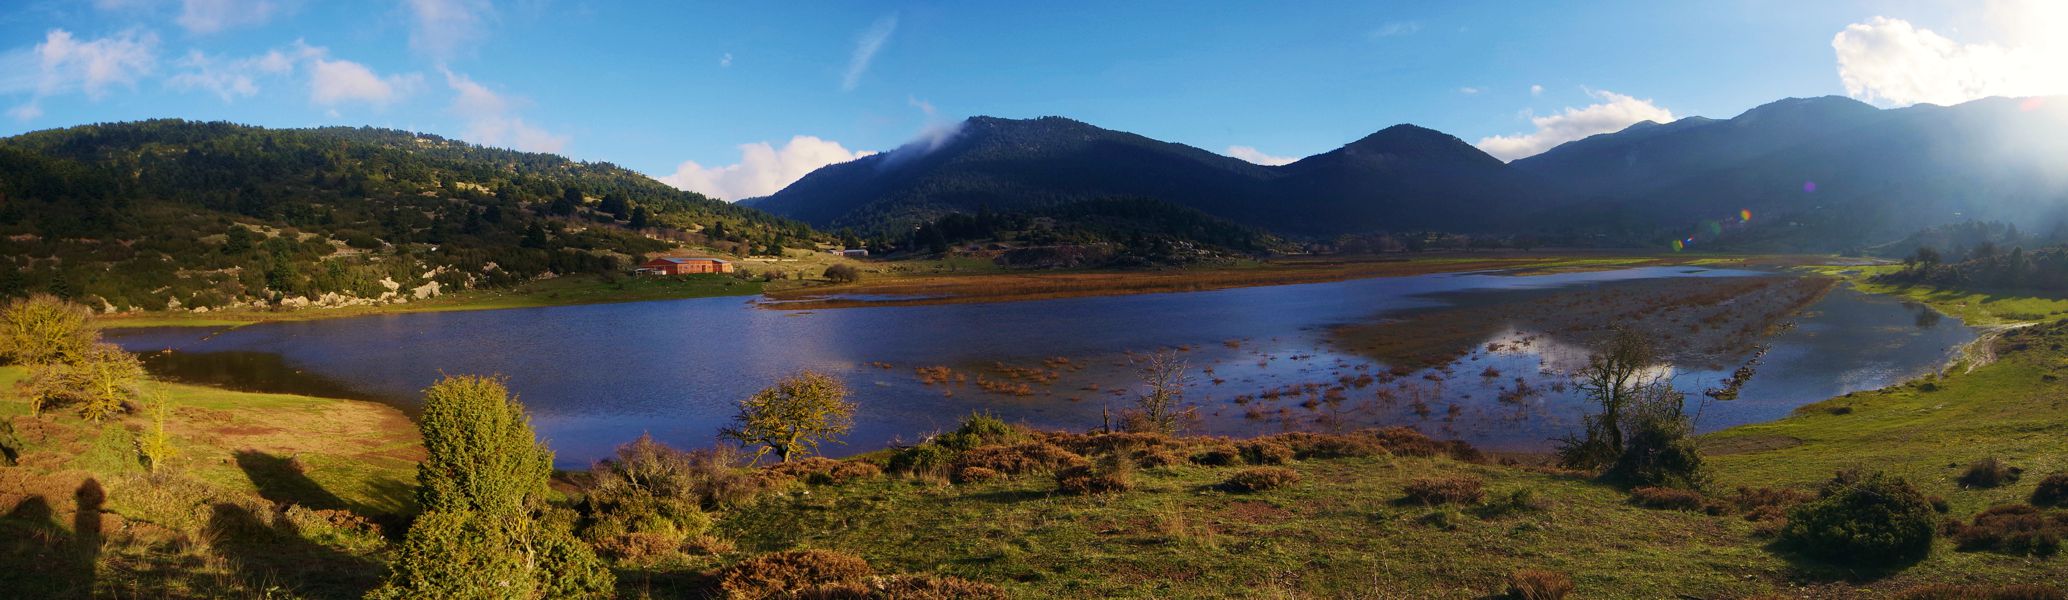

left=6, top=0, right=2067, bottom=201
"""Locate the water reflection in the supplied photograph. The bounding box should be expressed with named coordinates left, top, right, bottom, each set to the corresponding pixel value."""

left=107, top=268, right=1975, bottom=467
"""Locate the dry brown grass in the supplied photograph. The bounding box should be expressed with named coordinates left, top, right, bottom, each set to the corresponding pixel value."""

left=1505, top=568, right=1575, bottom=600
left=1402, top=476, right=1485, bottom=506
left=716, top=549, right=875, bottom=599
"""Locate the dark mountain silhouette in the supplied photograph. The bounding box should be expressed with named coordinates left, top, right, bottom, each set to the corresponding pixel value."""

left=753, top=95, right=2068, bottom=250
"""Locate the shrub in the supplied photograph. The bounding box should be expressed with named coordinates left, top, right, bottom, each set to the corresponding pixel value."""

left=1505, top=568, right=1574, bottom=600
left=1403, top=476, right=1485, bottom=506
left=1136, top=447, right=1183, bottom=468
left=952, top=443, right=1086, bottom=475
left=1055, top=457, right=1132, bottom=496
left=1238, top=440, right=1294, bottom=465
left=937, top=412, right=1019, bottom=450
left=594, top=531, right=686, bottom=564
left=1896, top=584, right=2067, bottom=600
left=1945, top=504, right=2068, bottom=557
left=1629, top=486, right=1710, bottom=511
left=889, top=443, right=957, bottom=474
left=374, top=375, right=614, bottom=599
left=1189, top=444, right=1241, bottom=466
left=1605, top=401, right=1708, bottom=490
left=717, top=549, right=875, bottom=599
left=1779, top=470, right=1937, bottom=566
left=135, top=397, right=179, bottom=473
left=23, top=342, right=145, bottom=420
left=823, top=264, right=862, bottom=284
left=1259, top=432, right=1381, bottom=459
left=0, top=294, right=96, bottom=366
left=1959, top=458, right=2024, bottom=489
left=1221, top=467, right=1301, bottom=492
left=953, top=466, right=1000, bottom=484
left=2032, top=473, right=2068, bottom=508
left=767, top=457, right=882, bottom=485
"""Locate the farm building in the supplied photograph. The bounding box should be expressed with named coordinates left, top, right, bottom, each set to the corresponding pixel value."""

left=637, top=256, right=735, bottom=275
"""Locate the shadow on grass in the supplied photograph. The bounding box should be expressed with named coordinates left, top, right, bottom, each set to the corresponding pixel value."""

left=1763, top=539, right=1925, bottom=585
left=0, top=480, right=105, bottom=599
left=206, top=503, right=382, bottom=600
left=234, top=449, right=415, bottom=539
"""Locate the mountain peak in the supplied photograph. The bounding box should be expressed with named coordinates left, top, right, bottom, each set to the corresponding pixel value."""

left=1732, top=95, right=1878, bottom=122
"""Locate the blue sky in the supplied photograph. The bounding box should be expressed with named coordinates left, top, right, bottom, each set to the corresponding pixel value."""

left=6, top=1, right=2062, bottom=200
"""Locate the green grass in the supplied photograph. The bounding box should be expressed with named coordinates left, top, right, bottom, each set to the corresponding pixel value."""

left=721, top=456, right=1788, bottom=599
left=1803, top=264, right=2068, bottom=326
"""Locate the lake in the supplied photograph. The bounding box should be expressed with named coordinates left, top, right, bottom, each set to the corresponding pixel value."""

left=108, top=267, right=1976, bottom=468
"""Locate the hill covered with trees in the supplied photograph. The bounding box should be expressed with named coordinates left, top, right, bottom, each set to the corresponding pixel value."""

left=0, top=120, right=816, bottom=311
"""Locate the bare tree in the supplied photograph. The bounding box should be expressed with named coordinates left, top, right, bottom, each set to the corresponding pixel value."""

left=1126, top=349, right=1197, bottom=435
left=1558, top=326, right=1662, bottom=469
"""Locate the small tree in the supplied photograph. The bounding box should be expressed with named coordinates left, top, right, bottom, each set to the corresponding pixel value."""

left=0, top=294, right=97, bottom=366
left=373, top=375, right=613, bottom=599
left=136, top=395, right=179, bottom=474
left=25, top=343, right=145, bottom=420
left=823, top=264, right=861, bottom=283
left=1125, top=349, right=1196, bottom=435
left=721, top=371, right=855, bottom=463
left=1557, top=327, right=1659, bottom=469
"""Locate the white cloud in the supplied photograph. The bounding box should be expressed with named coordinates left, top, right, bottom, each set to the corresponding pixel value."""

left=405, top=0, right=493, bottom=61
left=309, top=57, right=420, bottom=106
left=177, top=0, right=278, bottom=34
left=167, top=48, right=293, bottom=100
left=842, top=15, right=897, bottom=91
left=1225, top=145, right=1296, bottom=166
left=1458, top=86, right=1481, bottom=95
left=1371, top=21, right=1421, bottom=38
left=720, top=52, right=733, bottom=68
left=29, top=28, right=159, bottom=100
left=442, top=69, right=568, bottom=153
left=659, top=136, right=875, bottom=201
left=1475, top=89, right=1673, bottom=161
left=1530, top=84, right=1544, bottom=96
left=1832, top=6, right=2068, bottom=107
left=8, top=103, right=43, bottom=121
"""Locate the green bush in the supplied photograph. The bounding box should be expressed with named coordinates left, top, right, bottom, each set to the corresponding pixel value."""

left=888, top=443, right=957, bottom=474
left=1779, top=470, right=1937, bottom=566
left=374, top=375, right=613, bottom=598
left=1604, top=390, right=1708, bottom=490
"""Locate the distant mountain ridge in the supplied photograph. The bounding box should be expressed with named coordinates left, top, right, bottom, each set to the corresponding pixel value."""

left=752, top=95, right=2068, bottom=250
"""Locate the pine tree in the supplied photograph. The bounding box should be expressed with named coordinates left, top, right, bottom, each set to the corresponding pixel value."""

left=371, top=375, right=612, bottom=599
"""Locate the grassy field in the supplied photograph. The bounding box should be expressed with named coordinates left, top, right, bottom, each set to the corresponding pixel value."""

left=100, top=273, right=763, bottom=329
left=0, top=365, right=420, bottom=598
left=1806, top=264, right=2068, bottom=326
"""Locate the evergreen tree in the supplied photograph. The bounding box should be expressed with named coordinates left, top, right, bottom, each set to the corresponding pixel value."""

left=371, top=375, right=612, bottom=599
left=628, top=206, right=650, bottom=229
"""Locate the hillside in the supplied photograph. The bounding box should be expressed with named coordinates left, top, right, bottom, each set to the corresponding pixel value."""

left=0, top=120, right=815, bottom=311
left=754, top=96, right=2068, bottom=250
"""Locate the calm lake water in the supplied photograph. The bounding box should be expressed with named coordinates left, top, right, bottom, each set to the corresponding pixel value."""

left=108, top=267, right=1976, bottom=468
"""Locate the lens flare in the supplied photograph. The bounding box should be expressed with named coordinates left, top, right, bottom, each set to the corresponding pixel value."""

left=1803, top=181, right=1817, bottom=193
left=1671, top=239, right=1684, bottom=252
left=1740, top=209, right=1752, bottom=221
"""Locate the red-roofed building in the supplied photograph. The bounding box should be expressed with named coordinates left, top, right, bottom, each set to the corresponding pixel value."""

left=637, top=256, right=735, bottom=275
